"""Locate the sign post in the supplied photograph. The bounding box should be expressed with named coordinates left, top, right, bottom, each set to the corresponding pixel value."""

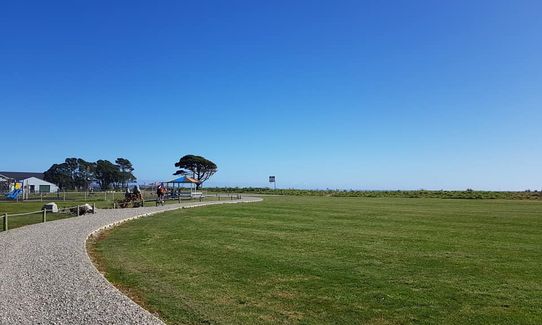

left=269, top=176, right=276, bottom=190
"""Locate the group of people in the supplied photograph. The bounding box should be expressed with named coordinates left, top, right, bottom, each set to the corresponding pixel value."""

left=121, top=184, right=173, bottom=206
left=124, top=185, right=142, bottom=201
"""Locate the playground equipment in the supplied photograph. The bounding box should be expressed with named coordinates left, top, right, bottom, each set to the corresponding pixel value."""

left=5, top=182, right=23, bottom=200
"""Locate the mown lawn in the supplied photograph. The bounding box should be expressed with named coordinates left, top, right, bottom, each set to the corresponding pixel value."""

left=91, top=196, right=542, bottom=324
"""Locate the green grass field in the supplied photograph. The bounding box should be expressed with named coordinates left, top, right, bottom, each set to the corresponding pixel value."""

left=91, top=196, right=542, bottom=324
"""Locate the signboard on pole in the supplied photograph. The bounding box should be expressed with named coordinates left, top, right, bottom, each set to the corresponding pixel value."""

left=269, top=176, right=276, bottom=190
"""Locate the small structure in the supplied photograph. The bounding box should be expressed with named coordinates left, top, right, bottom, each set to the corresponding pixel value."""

left=42, top=202, right=59, bottom=213
left=0, top=174, right=12, bottom=193
left=70, top=203, right=94, bottom=215
left=165, top=176, right=203, bottom=199
left=0, top=172, right=59, bottom=193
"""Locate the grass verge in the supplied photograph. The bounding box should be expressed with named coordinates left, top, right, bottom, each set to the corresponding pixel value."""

left=91, top=196, right=542, bottom=324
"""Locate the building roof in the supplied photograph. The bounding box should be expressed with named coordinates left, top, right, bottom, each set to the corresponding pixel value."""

left=0, top=172, right=45, bottom=181
left=167, top=176, right=200, bottom=184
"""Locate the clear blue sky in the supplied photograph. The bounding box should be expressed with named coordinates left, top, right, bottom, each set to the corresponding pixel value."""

left=1, top=1, right=541, bottom=190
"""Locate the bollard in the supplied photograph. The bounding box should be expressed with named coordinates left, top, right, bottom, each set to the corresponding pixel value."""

left=77, top=205, right=80, bottom=216
left=2, top=213, right=7, bottom=231
left=42, top=209, right=47, bottom=223
left=92, top=203, right=96, bottom=214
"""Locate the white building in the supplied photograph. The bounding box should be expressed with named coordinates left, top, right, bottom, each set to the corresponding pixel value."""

left=23, top=177, right=59, bottom=193
left=0, top=172, right=59, bottom=193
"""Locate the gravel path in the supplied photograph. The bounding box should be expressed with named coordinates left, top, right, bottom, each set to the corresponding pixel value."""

left=0, top=197, right=262, bottom=324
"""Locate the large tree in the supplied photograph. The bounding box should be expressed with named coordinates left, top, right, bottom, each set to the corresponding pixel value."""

left=44, top=157, right=135, bottom=190
left=95, top=160, right=121, bottom=190
left=44, top=158, right=96, bottom=190
left=44, top=163, right=73, bottom=190
left=174, top=155, right=217, bottom=189
left=77, top=159, right=97, bottom=190
left=115, top=158, right=136, bottom=189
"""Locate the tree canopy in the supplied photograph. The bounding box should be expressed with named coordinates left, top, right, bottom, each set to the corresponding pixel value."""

left=115, top=158, right=136, bottom=188
left=174, top=155, right=217, bottom=189
left=44, top=157, right=136, bottom=190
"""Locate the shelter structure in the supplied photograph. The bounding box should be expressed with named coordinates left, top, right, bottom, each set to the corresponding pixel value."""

left=165, top=176, right=201, bottom=197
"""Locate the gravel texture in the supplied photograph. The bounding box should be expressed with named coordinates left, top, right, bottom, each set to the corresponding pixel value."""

left=0, top=197, right=262, bottom=324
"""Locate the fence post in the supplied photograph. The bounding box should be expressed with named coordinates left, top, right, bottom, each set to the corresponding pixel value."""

left=40, top=192, right=43, bottom=202
left=92, top=203, right=96, bottom=214
left=42, top=209, right=47, bottom=223
left=104, top=192, right=107, bottom=201
left=63, top=191, right=66, bottom=201
left=2, top=213, right=7, bottom=231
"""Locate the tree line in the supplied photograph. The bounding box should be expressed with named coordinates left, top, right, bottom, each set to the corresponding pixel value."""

left=43, top=154, right=218, bottom=191
left=44, top=158, right=136, bottom=190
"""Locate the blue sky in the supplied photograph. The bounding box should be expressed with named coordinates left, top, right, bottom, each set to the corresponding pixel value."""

left=1, top=1, right=541, bottom=190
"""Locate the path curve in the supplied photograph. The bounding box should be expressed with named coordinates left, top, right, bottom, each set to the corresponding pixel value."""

left=0, top=197, right=262, bottom=324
